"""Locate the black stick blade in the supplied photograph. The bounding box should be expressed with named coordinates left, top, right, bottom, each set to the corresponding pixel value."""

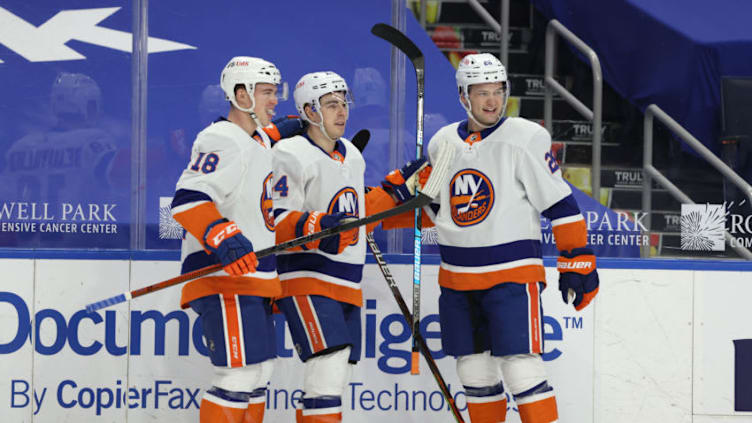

left=371, top=23, right=424, bottom=68
left=351, top=129, right=370, bottom=153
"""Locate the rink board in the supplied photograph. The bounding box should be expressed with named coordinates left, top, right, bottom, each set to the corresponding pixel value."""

left=0, top=259, right=751, bottom=422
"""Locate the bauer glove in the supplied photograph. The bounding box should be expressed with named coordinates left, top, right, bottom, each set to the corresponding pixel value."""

left=557, top=247, right=599, bottom=311
left=381, top=157, right=431, bottom=204
left=203, top=218, right=258, bottom=276
left=297, top=211, right=358, bottom=254
left=264, top=115, right=307, bottom=142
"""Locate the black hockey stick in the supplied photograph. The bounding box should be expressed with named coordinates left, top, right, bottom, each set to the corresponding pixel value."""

left=366, top=233, right=465, bottom=423
left=371, top=22, right=426, bottom=375
left=354, top=131, right=465, bottom=423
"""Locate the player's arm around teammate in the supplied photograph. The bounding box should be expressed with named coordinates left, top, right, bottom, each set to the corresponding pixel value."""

left=422, top=53, right=599, bottom=423
left=170, top=57, right=286, bottom=423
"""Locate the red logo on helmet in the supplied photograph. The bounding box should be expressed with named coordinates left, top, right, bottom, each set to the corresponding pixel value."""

left=449, top=169, right=494, bottom=226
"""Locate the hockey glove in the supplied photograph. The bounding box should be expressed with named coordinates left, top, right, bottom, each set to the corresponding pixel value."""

left=298, top=211, right=358, bottom=254
left=203, top=218, right=258, bottom=276
left=264, top=115, right=307, bottom=142
left=557, top=247, right=599, bottom=311
left=381, top=157, right=431, bottom=204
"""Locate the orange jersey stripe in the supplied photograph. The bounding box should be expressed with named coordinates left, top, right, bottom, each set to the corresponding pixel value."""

left=275, top=210, right=305, bottom=251
left=366, top=186, right=434, bottom=231
left=552, top=219, right=587, bottom=252
left=517, top=395, right=558, bottom=423
left=180, top=276, right=281, bottom=308
left=172, top=201, right=223, bottom=245
left=527, top=282, right=542, bottom=354
left=438, top=264, right=546, bottom=291
left=294, top=296, right=326, bottom=353
left=222, top=294, right=245, bottom=368
left=279, top=277, right=363, bottom=307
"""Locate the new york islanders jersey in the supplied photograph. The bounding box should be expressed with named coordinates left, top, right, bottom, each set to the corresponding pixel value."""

left=171, top=120, right=281, bottom=307
left=425, top=117, right=587, bottom=291
left=273, top=135, right=367, bottom=306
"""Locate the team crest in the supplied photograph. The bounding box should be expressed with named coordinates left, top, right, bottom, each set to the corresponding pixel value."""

left=261, top=172, right=275, bottom=231
left=328, top=187, right=359, bottom=245
left=449, top=169, right=494, bottom=226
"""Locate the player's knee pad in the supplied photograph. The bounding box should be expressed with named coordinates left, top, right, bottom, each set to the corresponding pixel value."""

left=498, top=353, right=547, bottom=395
left=457, top=351, right=503, bottom=387
left=210, top=359, right=273, bottom=393
left=303, top=346, right=352, bottom=398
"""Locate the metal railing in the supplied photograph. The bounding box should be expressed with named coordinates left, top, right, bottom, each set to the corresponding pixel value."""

left=467, top=0, right=509, bottom=68
left=544, top=19, right=603, bottom=200
left=642, top=104, right=752, bottom=260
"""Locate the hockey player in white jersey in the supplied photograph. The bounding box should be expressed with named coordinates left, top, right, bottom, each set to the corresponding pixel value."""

left=170, top=56, right=292, bottom=423
left=420, top=53, right=600, bottom=423
left=272, top=71, right=429, bottom=423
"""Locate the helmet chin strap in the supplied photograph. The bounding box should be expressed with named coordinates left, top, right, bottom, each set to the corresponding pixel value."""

left=230, top=83, right=264, bottom=130
left=314, top=110, right=339, bottom=142
left=463, top=101, right=502, bottom=130
left=461, top=89, right=506, bottom=130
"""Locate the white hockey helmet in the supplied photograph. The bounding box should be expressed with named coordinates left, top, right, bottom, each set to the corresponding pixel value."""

left=455, top=53, right=509, bottom=127
left=294, top=71, right=353, bottom=140
left=51, top=73, right=101, bottom=123
left=219, top=56, right=287, bottom=114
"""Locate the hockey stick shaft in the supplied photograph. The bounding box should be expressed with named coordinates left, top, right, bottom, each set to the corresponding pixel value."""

left=371, top=22, right=426, bottom=374
left=412, top=44, right=426, bottom=375
left=366, top=233, right=465, bottom=423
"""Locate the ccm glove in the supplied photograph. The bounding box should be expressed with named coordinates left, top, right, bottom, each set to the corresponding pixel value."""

left=557, top=247, right=599, bottom=311
left=203, top=218, right=258, bottom=276
left=381, top=157, right=431, bottom=204
left=264, top=115, right=307, bottom=142
left=297, top=211, right=358, bottom=254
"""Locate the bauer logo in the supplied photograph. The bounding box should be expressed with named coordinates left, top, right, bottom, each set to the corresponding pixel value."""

left=680, top=203, right=726, bottom=251
left=449, top=169, right=494, bottom=226
left=158, top=197, right=182, bottom=239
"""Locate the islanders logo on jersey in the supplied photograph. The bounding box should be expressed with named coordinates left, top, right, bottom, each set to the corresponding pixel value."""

left=261, top=172, right=274, bottom=231
left=449, top=169, right=495, bottom=226
left=328, top=186, right=359, bottom=245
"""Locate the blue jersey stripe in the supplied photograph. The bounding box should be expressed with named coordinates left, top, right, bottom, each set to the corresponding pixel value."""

left=439, top=240, right=542, bottom=267
left=277, top=253, right=363, bottom=282
left=541, top=194, right=581, bottom=221
left=171, top=189, right=213, bottom=209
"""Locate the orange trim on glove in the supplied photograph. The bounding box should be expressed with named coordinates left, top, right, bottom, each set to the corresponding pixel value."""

left=575, top=287, right=599, bottom=311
